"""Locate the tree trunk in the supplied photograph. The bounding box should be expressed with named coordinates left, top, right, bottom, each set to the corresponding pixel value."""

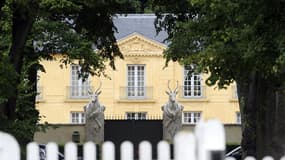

left=4, top=1, right=36, bottom=120
left=258, top=82, right=285, bottom=159
left=271, top=85, right=285, bottom=157
left=237, top=72, right=258, bottom=158
left=238, top=72, right=285, bottom=159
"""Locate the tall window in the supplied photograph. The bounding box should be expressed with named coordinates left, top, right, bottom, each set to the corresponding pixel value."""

left=71, top=112, right=85, bottom=124
left=36, top=82, right=43, bottom=101
left=233, top=84, right=238, bottom=99
left=236, top=112, right=241, bottom=124
left=183, top=112, right=201, bottom=124
left=183, top=65, right=202, bottom=97
left=127, top=65, right=145, bottom=98
left=71, top=65, right=90, bottom=98
left=126, top=112, right=147, bottom=120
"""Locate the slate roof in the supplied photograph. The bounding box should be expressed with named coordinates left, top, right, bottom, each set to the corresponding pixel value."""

left=113, top=14, right=168, bottom=45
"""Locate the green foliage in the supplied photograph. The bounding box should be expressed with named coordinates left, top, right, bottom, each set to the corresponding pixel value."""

left=34, top=0, right=149, bottom=74
left=13, top=64, right=41, bottom=143
left=154, top=1, right=285, bottom=157
left=154, top=0, right=285, bottom=88
left=0, top=0, right=14, bottom=106
left=0, top=0, right=146, bottom=147
left=0, top=56, right=17, bottom=104
left=39, top=0, right=82, bottom=13
left=0, top=65, right=43, bottom=142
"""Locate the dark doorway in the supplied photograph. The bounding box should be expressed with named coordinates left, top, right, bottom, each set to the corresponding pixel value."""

left=105, top=120, right=163, bottom=159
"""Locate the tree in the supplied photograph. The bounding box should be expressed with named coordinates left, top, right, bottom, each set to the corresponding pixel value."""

left=153, top=0, right=285, bottom=159
left=0, top=0, right=142, bottom=151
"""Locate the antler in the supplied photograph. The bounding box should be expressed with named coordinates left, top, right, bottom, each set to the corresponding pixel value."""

left=167, top=80, right=172, bottom=92
left=95, top=79, right=102, bottom=93
left=174, top=81, right=179, bottom=93
left=88, top=88, right=93, bottom=95
left=167, top=80, right=179, bottom=92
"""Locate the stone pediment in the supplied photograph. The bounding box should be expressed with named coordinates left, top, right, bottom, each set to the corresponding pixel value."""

left=117, top=33, right=166, bottom=57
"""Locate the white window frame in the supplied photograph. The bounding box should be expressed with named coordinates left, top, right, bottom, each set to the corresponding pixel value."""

left=71, top=65, right=90, bottom=98
left=182, top=112, right=201, bottom=124
left=127, top=65, right=145, bottom=99
left=36, top=85, right=43, bottom=101
left=36, top=74, right=43, bottom=101
left=236, top=112, right=241, bottom=124
left=70, top=112, right=85, bottom=124
left=183, top=65, right=202, bottom=98
left=125, top=112, right=147, bottom=120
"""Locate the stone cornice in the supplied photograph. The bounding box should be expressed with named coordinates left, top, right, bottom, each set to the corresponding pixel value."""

left=117, top=33, right=166, bottom=57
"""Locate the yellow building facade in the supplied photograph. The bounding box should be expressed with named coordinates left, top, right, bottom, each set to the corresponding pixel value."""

left=36, top=14, right=240, bottom=125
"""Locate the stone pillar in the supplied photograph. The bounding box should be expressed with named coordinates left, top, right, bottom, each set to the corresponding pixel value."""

left=162, top=105, right=183, bottom=143
left=84, top=100, right=105, bottom=145
left=85, top=110, right=105, bottom=144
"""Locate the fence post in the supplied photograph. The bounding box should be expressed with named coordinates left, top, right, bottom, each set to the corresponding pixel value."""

left=121, top=141, right=134, bottom=160
left=27, top=142, right=39, bottom=160
left=47, top=142, right=59, bottom=160
left=197, top=120, right=225, bottom=160
left=280, top=156, right=285, bottom=160
left=102, top=141, right=115, bottom=160
left=0, top=131, right=20, bottom=160
left=262, top=156, right=274, bottom=160
left=195, top=120, right=206, bottom=160
left=139, top=141, right=152, bottom=160
left=157, top=141, right=170, bottom=160
left=84, top=142, right=96, bottom=160
left=65, top=142, right=77, bottom=160
left=244, top=156, right=256, bottom=160
left=174, top=131, right=196, bottom=160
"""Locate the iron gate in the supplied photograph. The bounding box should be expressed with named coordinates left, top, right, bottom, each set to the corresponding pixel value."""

left=105, top=120, right=163, bottom=159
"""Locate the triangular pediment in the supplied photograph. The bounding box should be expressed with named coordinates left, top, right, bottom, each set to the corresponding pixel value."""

left=117, top=33, right=166, bottom=57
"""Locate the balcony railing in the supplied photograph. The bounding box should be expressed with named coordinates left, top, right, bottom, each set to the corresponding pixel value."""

left=178, top=86, right=206, bottom=99
left=120, top=86, right=153, bottom=100
left=66, top=86, right=93, bottom=99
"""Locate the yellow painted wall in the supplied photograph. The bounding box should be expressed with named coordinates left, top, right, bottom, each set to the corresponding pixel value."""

left=36, top=33, right=239, bottom=124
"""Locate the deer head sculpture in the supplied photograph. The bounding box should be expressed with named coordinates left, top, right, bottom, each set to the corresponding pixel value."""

left=88, top=80, right=102, bottom=104
left=162, top=80, right=183, bottom=142
left=165, top=80, right=179, bottom=103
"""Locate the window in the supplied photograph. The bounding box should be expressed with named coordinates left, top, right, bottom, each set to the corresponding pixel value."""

left=127, top=65, right=145, bottom=98
left=36, top=75, right=43, bottom=101
left=236, top=112, right=241, bottom=124
left=36, top=85, right=43, bottom=101
left=71, top=112, right=85, bottom=124
left=71, top=65, right=90, bottom=98
left=233, top=84, right=238, bottom=99
left=183, top=65, right=202, bottom=97
left=126, top=112, right=147, bottom=120
left=183, top=112, right=201, bottom=124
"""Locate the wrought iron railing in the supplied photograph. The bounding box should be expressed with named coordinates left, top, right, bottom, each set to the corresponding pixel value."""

left=105, top=114, right=163, bottom=120
left=119, top=86, right=153, bottom=100
left=66, top=86, right=94, bottom=99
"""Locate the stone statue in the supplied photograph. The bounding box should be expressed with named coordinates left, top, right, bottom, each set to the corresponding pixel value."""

left=85, top=81, right=105, bottom=144
left=161, top=80, right=184, bottom=143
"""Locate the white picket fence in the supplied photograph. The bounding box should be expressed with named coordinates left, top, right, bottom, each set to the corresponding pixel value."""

left=0, top=120, right=283, bottom=160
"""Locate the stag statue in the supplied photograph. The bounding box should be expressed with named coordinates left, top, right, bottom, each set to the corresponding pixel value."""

left=84, top=80, right=105, bottom=144
left=161, top=80, right=184, bottom=142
